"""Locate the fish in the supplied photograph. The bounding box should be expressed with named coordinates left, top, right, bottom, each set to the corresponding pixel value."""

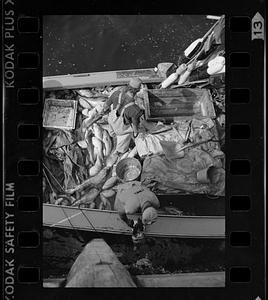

left=94, top=102, right=106, bottom=114
left=127, top=146, right=137, bottom=158
left=92, top=136, right=103, bottom=161
left=77, top=140, right=88, bottom=149
left=83, top=108, right=98, bottom=119
left=89, top=155, right=103, bottom=177
left=92, top=123, right=103, bottom=141
left=101, top=189, right=116, bottom=198
left=82, top=108, right=89, bottom=116
left=99, top=193, right=112, bottom=210
left=102, top=176, right=118, bottom=190
left=54, top=197, right=70, bottom=206
left=102, top=130, right=113, bottom=157
left=78, top=96, right=93, bottom=109
left=72, top=187, right=99, bottom=206
left=81, top=109, right=98, bottom=132
left=85, top=129, right=95, bottom=164
left=119, top=150, right=130, bottom=161
left=106, top=153, right=119, bottom=168
left=76, top=89, right=94, bottom=98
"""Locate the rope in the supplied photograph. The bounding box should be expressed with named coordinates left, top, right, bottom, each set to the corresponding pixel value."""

left=43, top=162, right=65, bottom=193
left=43, top=169, right=55, bottom=194
left=59, top=205, right=86, bottom=244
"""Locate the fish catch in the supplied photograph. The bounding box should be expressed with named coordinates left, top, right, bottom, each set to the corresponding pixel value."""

left=127, top=146, right=137, bottom=158
left=85, top=129, right=95, bottom=164
left=81, top=110, right=98, bottom=132
left=85, top=98, right=107, bottom=108
left=92, top=136, right=103, bottom=161
left=102, top=130, right=113, bottom=157
left=89, top=155, right=103, bottom=177
left=99, top=193, right=112, bottom=210
left=105, top=153, right=119, bottom=168
left=82, top=107, right=98, bottom=119
left=78, top=96, right=93, bottom=109
left=102, top=176, right=118, bottom=190
left=77, top=140, right=87, bottom=149
left=92, top=123, right=103, bottom=141
left=76, top=89, right=94, bottom=98
left=101, top=189, right=116, bottom=198
left=72, top=187, right=99, bottom=206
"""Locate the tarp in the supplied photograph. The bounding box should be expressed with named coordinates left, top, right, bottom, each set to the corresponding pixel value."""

left=141, top=148, right=225, bottom=196
left=135, top=118, right=220, bottom=158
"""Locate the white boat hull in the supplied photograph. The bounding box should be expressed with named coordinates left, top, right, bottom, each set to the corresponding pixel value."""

left=43, top=68, right=163, bottom=90
left=43, top=204, right=225, bottom=239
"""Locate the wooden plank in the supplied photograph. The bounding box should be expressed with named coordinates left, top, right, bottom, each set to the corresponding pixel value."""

left=43, top=204, right=225, bottom=238
left=43, top=68, right=163, bottom=90
left=65, top=239, right=136, bottom=287
left=135, top=271, right=225, bottom=287
left=146, top=88, right=215, bottom=120
left=149, top=88, right=204, bottom=98
left=200, top=89, right=216, bottom=118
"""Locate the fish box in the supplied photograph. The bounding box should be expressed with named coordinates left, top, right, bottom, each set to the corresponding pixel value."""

left=43, top=98, right=78, bottom=130
left=143, top=88, right=216, bottom=122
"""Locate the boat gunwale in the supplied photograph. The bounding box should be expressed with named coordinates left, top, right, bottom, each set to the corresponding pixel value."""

left=43, top=203, right=225, bottom=220
left=42, top=223, right=225, bottom=239
left=43, top=67, right=159, bottom=80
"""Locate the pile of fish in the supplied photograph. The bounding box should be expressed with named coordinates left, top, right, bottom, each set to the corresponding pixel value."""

left=43, top=82, right=226, bottom=210
left=43, top=87, right=139, bottom=211
left=81, top=123, right=114, bottom=176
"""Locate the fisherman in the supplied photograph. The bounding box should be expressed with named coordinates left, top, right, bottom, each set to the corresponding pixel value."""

left=114, top=181, right=160, bottom=243
left=104, top=78, right=144, bottom=155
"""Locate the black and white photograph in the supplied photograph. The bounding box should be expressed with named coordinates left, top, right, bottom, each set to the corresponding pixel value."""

left=42, top=15, right=226, bottom=288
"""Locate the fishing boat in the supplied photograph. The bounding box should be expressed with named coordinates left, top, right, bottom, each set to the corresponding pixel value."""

left=42, top=15, right=225, bottom=239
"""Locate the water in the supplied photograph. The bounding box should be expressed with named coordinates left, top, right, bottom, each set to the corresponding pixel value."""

left=43, top=15, right=222, bottom=279
left=43, top=15, right=214, bottom=76
left=43, top=228, right=225, bottom=278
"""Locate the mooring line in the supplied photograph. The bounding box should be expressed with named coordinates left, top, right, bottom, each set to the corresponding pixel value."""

left=50, top=211, right=83, bottom=227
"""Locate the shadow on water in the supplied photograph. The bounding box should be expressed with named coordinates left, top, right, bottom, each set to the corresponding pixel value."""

left=43, top=228, right=225, bottom=278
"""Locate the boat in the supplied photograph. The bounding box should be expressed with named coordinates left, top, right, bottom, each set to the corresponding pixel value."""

left=42, top=16, right=225, bottom=239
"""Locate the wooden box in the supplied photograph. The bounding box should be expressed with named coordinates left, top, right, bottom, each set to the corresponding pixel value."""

left=143, top=88, right=216, bottom=122
left=43, top=98, right=78, bottom=130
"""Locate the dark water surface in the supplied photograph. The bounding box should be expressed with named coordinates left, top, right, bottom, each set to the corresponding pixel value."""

left=43, top=15, right=214, bottom=76
left=43, top=228, right=225, bottom=278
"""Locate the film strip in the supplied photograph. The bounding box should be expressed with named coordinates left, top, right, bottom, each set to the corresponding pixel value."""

left=2, top=1, right=265, bottom=299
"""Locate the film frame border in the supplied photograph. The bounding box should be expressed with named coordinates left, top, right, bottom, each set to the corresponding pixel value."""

left=2, top=1, right=265, bottom=299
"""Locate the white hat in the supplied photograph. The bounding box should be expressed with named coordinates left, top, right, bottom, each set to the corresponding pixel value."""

left=129, top=78, right=142, bottom=89
left=142, top=207, right=158, bottom=225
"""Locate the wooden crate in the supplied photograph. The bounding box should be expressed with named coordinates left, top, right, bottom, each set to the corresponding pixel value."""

left=43, top=98, right=77, bottom=130
left=143, top=88, right=216, bottom=122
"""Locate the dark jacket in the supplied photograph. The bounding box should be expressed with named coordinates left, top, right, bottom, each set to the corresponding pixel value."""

left=106, top=89, right=143, bottom=129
